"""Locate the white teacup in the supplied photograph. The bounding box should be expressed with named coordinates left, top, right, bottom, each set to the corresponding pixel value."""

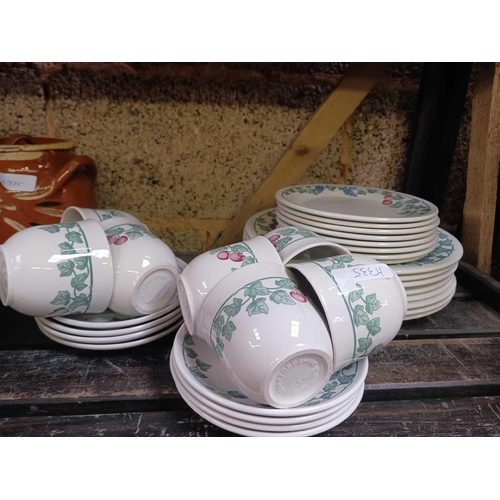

left=265, top=226, right=349, bottom=264
left=287, top=253, right=407, bottom=372
left=61, top=206, right=146, bottom=228
left=177, top=236, right=281, bottom=334
left=104, top=222, right=178, bottom=317
left=0, top=220, right=113, bottom=317
left=194, top=262, right=334, bottom=409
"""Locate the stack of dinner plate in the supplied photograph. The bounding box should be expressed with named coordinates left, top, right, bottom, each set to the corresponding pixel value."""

left=243, top=184, right=464, bottom=321
left=170, top=324, right=368, bottom=437
left=33, top=258, right=186, bottom=350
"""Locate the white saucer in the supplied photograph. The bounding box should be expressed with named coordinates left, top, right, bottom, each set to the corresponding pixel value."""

left=404, top=294, right=454, bottom=320
left=276, top=185, right=438, bottom=224
left=39, top=306, right=182, bottom=337
left=36, top=311, right=183, bottom=343
left=399, top=265, right=458, bottom=288
left=406, top=276, right=456, bottom=309
left=405, top=275, right=456, bottom=297
left=39, top=319, right=183, bottom=350
left=171, top=324, right=368, bottom=417
left=172, top=361, right=362, bottom=428
left=172, top=362, right=364, bottom=437
left=398, top=263, right=458, bottom=281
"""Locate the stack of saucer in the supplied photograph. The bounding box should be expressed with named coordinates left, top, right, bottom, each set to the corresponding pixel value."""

left=273, top=185, right=440, bottom=264
left=34, top=258, right=186, bottom=350
left=170, top=324, right=368, bottom=437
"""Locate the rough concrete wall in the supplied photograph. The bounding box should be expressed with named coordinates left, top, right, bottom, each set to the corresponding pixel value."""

left=0, top=62, right=472, bottom=255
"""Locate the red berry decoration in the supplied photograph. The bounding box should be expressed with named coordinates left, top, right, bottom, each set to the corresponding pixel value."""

left=230, top=252, right=244, bottom=262
left=268, top=234, right=281, bottom=247
left=107, top=235, right=118, bottom=245
left=115, top=235, right=128, bottom=245
left=217, top=250, right=230, bottom=260
left=290, top=289, right=307, bottom=303
left=382, top=199, right=393, bottom=205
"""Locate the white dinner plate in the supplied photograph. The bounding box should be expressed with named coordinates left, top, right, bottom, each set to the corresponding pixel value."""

left=406, top=277, right=456, bottom=309
left=403, top=296, right=454, bottom=320
left=276, top=185, right=439, bottom=224
left=38, top=319, right=183, bottom=350
left=172, top=324, right=368, bottom=417
left=397, top=263, right=458, bottom=281
left=276, top=208, right=439, bottom=242
left=318, top=234, right=439, bottom=253
left=406, top=287, right=456, bottom=314
left=399, top=266, right=458, bottom=288
left=405, top=275, right=456, bottom=297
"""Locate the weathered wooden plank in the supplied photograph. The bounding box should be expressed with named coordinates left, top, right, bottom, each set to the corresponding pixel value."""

left=1, top=337, right=500, bottom=417
left=1, top=396, right=499, bottom=437
left=457, top=261, right=500, bottom=314
left=462, top=62, right=500, bottom=275
left=215, top=63, right=391, bottom=246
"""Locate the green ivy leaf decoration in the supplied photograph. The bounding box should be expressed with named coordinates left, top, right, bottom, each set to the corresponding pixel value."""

left=65, top=231, right=83, bottom=244
left=349, top=284, right=363, bottom=302
left=247, top=297, right=269, bottom=316
left=71, top=273, right=88, bottom=291
left=244, top=280, right=270, bottom=299
left=188, top=366, right=207, bottom=379
left=230, top=244, right=250, bottom=254
left=357, top=337, right=373, bottom=353
left=125, top=229, right=144, bottom=240
left=52, top=307, right=69, bottom=315
left=195, top=358, right=212, bottom=371
left=227, top=391, right=248, bottom=399
left=70, top=293, right=90, bottom=308
left=184, top=333, right=195, bottom=346
left=276, top=236, right=293, bottom=252
left=40, top=226, right=60, bottom=233
left=50, top=291, right=71, bottom=306
left=222, top=321, right=236, bottom=340
left=353, top=304, right=369, bottom=326
left=59, top=242, right=76, bottom=255
left=106, top=227, right=125, bottom=237
left=365, top=294, right=382, bottom=314
left=275, top=279, right=294, bottom=289
left=213, top=316, right=225, bottom=334
left=276, top=228, right=295, bottom=236
left=270, top=289, right=295, bottom=305
left=57, top=260, right=75, bottom=277
left=223, top=298, right=243, bottom=317
left=184, top=345, right=198, bottom=359
left=366, top=317, right=381, bottom=336
left=74, top=256, right=89, bottom=270
left=241, top=255, right=255, bottom=267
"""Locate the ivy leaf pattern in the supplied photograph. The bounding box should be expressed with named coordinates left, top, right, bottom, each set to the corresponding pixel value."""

left=244, top=280, right=270, bottom=298
left=222, top=321, right=236, bottom=340
left=58, top=260, right=75, bottom=277
left=353, top=304, right=369, bottom=326
left=40, top=225, right=60, bottom=233
left=59, top=242, right=76, bottom=255
left=223, top=298, right=243, bottom=317
left=349, top=284, right=363, bottom=302
left=365, top=293, right=382, bottom=314
left=275, top=236, right=293, bottom=252
left=50, top=291, right=71, bottom=306
left=366, top=318, right=381, bottom=336
left=71, top=294, right=90, bottom=308
left=196, top=358, right=212, bottom=371
left=106, top=227, right=125, bottom=237
left=125, top=229, right=144, bottom=240
left=227, top=391, right=248, bottom=399
left=65, top=231, right=83, bottom=244
left=247, top=297, right=269, bottom=316
left=275, top=279, right=294, bottom=289
left=71, top=273, right=88, bottom=291
left=184, top=345, right=198, bottom=359
left=74, top=257, right=89, bottom=270
left=213, top=316, right=225, bottom=334
left=270, top=290, right=295, bottom=305
left=357, top=337, right=373, bottom=353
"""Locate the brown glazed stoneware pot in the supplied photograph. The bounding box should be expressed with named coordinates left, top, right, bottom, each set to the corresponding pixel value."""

left=0, top=134, right=97, bottom=243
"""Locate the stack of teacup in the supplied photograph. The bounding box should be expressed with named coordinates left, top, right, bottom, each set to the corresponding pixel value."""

left=0, top=207, right=183, bottom=350
left=172, top=226, right=407, bottom=436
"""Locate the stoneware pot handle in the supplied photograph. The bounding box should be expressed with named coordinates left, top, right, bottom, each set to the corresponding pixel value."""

left=1, top=134, right=36, bottom=145
left=53, top=155, right=97, bottom=192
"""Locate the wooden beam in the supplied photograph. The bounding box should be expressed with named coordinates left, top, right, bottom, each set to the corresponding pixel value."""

left=215, top=62, right=391, bottom=247
left=462, top=63, right=500, bottom=275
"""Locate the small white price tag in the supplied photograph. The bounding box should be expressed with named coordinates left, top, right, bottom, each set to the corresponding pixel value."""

left=0, top=173, right=38, bottom=192
left=332, top=263, right=394, bottom=293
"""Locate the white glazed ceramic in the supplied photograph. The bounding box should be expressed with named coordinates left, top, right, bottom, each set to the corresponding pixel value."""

left=0, top=220, right=113, bottom=317
left=52, top=258, right=185, bottom=328
left=172, top=362, right=363, bottom=435
left=287, top=253, right=407, bottom=372
left=39, top=318, right=183, bottom=350
left=406, top=277, right=456, bottom=310
left=172, top=323, right=368, bottom=417
left=38, top=306, right=182, bottom=337
left=264, top=226, right=349, bottom=265
left=194, top=263, right=334, bottom=408
left=61, top=206, right=146, bottom=227
left=405, top=274, right=456, bottom=297
left=172, top=361, right=361, bottom=428
left=319, top=234, right=439, bottom=253
left=104, top=222, right=178, bottom=317
left=276, top=185, right=439, bottom=223
left=36, top=311, right=182, bottom=343
left=177, top=236, right=281, bottom=334
left=172, top=363, right=364, bottom=436
left=277, top=204, right=440, bottom=235
left=397, top=263, right=458, bottom=281
left=404, top=295, right=454, bottom=320
left=399, top=265, right=458, bottom=288
left=390, top=228, right=463, bottom=275
left=276, top=209, right=439, bottom=243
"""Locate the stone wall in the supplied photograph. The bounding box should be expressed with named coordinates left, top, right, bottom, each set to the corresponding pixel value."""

left=0, top=62, right=472, bottom=255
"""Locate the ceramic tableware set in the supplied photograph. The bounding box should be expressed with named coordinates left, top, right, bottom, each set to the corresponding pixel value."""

left=244, top=184, right=464, bottom=321
left=173, top=230, right=407, bottom=436
left=0, top=207, right=183, bottom=350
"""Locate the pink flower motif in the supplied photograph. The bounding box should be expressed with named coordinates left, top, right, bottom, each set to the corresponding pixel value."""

left=217, top=250, right=230, bottom=260
left=382, top=199, right=393, bottom=205
left=115, top=235, right=128, bottom=245
left=268, top=234, right=281, bottom=247
left=107, top=235, right=118, bottom=245
left=230, top=252, right=244, bottom=262
left=290, top=289, right=307, bottom=303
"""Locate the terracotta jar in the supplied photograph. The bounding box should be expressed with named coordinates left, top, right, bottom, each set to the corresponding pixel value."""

left=0, top=134, right=97, bottom=243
